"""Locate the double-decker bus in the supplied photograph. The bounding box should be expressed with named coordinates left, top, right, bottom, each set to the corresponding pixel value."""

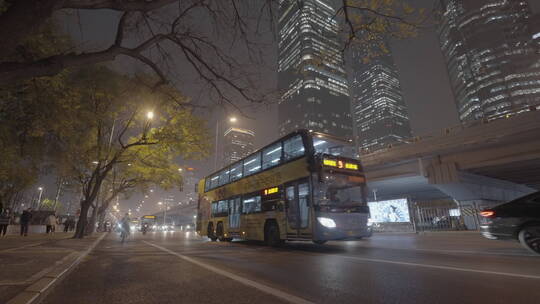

left=196, top=130, right=370, bottom=246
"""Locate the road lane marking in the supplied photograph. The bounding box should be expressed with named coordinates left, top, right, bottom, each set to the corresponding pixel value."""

left=0, top=242, right=46, bottom=253
left=339, top=255, right=540, bottom=280
left=144, top=241, right=314, bottom=304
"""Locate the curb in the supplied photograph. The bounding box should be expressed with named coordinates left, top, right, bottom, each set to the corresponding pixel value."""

left=6, top=233, right=108, bottom=304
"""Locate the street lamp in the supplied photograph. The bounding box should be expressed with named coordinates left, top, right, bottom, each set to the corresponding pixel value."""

left=229, top=117, right=237, bottom=123
left=146, top=111, right=154, bottom=120
left=158, top=201, right=168, bottom=226
left=178, top=168, right=183, bottom=172
left=37, top=187, right=44, bottom=210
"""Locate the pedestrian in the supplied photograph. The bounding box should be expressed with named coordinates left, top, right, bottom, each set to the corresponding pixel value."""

left=0, top=208, right=13, bottom=237
left=20, top=208, right=32, bottom=236
left=45, top=213, right=57, bottom=234
left=63, top=218, right=70, bottom=233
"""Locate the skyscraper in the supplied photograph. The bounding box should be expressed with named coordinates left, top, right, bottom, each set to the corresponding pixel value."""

left=277, top=0, right=352, bottom=139
left=222, top=127, right=255, bottom=166
left=348, top=51, right=412, bottom=153
left=437, top=0, right=540, bottom=122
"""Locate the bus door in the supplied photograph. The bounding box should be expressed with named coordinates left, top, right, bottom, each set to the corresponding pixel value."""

left=285, top=179, right=310, bottom=237
left=228, top=197, right=241, bottom=230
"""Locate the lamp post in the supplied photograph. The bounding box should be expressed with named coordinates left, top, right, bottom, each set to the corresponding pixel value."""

left=158, top=201, right=167, bottom=226
left=37, top=187, right=44, bottom=210
left=214, top=116, right=237, bottom=170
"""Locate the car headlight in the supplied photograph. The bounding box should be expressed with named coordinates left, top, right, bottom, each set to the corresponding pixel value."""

left=317, top=217, right=336, bottom=228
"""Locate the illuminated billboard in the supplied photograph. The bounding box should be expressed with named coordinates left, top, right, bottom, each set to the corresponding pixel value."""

left=368, top=199, right=410, bottom=223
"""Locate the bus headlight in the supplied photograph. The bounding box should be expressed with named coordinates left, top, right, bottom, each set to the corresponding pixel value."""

left=317, top=217, right=336, bottom=228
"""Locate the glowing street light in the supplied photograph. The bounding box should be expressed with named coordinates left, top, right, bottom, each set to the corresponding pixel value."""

left=178, top=168, right=183, bottom=172
left=146, top=111, right=154, bottom=120
left=37, top=187, right=44, bottom=210
left=229, top=116, right=237, bottom=123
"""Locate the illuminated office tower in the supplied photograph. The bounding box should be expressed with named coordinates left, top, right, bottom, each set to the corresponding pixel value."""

left=222, top=127, right=255, bottom=166
left=277, top=0, right=353, bottom=139
left=349, top=51, right=412, bottom=152
left=437, top=0, right=540, bottom=122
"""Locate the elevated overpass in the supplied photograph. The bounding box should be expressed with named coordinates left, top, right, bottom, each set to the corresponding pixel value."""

left=362, top=110, right=540, bottom=207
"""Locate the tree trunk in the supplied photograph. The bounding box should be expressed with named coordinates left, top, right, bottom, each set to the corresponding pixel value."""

left=73, top=200, right=91, bottom=239
left=86, top=204, right=99, bottom=235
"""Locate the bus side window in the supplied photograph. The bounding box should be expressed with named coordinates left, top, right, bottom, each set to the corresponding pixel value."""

left=242, top=195, right=261, bottom=214
left=211, top=202, right=217, bottom=217
left=262, top=142, right=282, bottom=170
left=283, top=135, right=305, bottom=161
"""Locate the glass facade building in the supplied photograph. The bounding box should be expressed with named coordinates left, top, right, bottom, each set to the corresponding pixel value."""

left=437, top=0, right=540, bottom=122
left=277, top=0, right=353, bottom=139
left=222, top=127, right=255, bottom=167
left=348, top=51, right=412, bottom=153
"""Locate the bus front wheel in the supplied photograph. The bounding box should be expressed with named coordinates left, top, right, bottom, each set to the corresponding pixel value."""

left=265, top=222, right=282, bottom=247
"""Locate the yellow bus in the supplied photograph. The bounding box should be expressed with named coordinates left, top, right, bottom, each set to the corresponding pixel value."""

left=196, top=130, right=370, bottom=246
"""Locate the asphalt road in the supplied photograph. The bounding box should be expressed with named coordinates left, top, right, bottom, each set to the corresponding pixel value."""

left=42, top=231, right=540, bottom=304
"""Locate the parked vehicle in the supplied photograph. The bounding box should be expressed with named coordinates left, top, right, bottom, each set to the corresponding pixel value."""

left=479, top=191, right=540, bottom=255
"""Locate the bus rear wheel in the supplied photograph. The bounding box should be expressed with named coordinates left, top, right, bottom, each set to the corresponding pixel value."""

left=216, top=222, right=227, bottom=242
left=265, top=222, right=282, bottom=247
left=207, top=223, right=217, bottom=242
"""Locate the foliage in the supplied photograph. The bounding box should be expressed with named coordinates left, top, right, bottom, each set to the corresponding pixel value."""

left=46, top=65, right=210, bottom=238
left=338, top=0, right=426, bottom=62
left=0, top=22, right=74, bottom=208
left=40, top=198, right=61, bottom=211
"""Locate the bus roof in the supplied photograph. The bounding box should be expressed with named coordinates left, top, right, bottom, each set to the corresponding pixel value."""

left=200, top=129, right=354, bottom=183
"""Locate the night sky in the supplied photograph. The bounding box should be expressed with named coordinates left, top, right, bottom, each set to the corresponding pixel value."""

left=43, top=1, right=539, bottom=215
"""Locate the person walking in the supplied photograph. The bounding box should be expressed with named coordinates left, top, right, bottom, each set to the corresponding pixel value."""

left=63, top=218, right=70, bottom=233
left=45, top=213, right=57, bottom=234
left=0, top=208, right=13, bottom=237
left=20, top=208, right=32, bottom=236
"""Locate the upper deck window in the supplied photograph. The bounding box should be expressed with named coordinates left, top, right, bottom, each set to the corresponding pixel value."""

left=210, top=174, right=220, bottom=189
left=243, top=152, right=261, bottom=176
left=262, top=142, right=282, bottom=170
left=283, top=135, right=305, bottom=161
left=229, top=161, right=243, bottom=182
left=205, top=178, right=211, bottom=192
left=218, top=168, right=230, bottom=186
left=312, top=136, right=355, bottom=158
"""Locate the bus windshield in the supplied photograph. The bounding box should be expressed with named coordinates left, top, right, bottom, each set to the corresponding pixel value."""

left=312, top=135, right=356, bottom=158
left=318, top=174, right=364, bottom=206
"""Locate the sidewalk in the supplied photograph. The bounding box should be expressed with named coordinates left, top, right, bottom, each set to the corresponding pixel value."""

left=0, top=232, right=106, bottom=304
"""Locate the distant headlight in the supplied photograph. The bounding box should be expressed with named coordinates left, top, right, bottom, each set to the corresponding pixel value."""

left=317, top=217, right=336, bottom=228
left=152, top=225, right=157, bottom=229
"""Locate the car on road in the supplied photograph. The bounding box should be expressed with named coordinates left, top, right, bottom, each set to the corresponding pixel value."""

left=479, top=191, right=540, bottom=255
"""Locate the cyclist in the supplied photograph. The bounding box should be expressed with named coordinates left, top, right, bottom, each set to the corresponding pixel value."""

left=119, top=213, right=131, bottom=243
